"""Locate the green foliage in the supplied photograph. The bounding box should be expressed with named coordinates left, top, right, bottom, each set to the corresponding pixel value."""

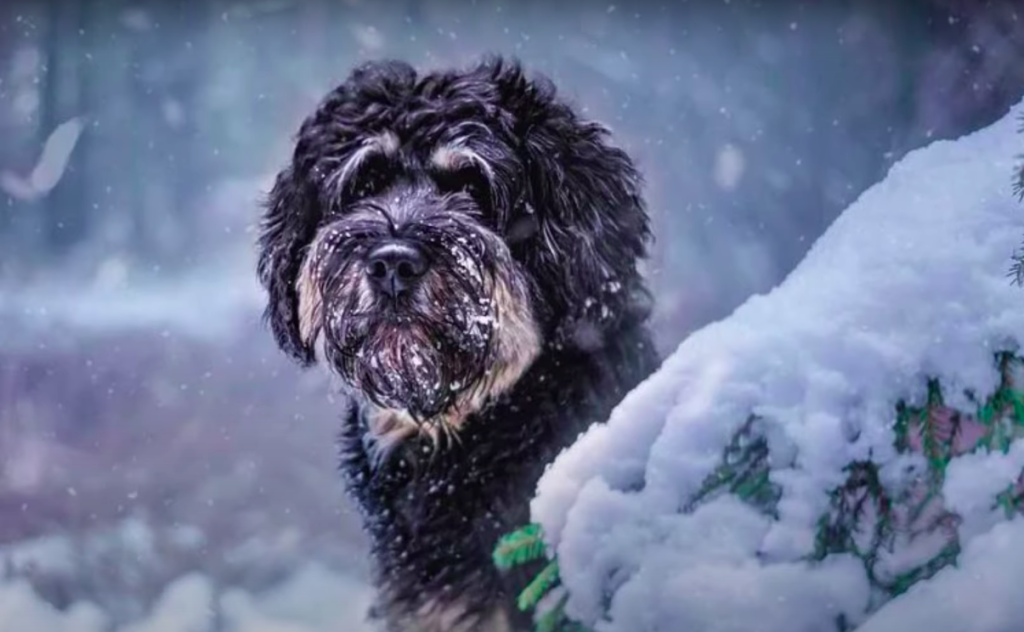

left=1009, top=246, right=1024, bottom=287
left=534, top=594, right=573, bottom=632
left=517, top=560, right=560, bottom=612
left=812, top=352, right=1024, bottom=598
left=493, top=523, right=547, bottom=571
left=888, top=539, right=961, bottom=599
left=492, top=524, right=593, bottom=632
left=689, top=415, right=782, bottom=516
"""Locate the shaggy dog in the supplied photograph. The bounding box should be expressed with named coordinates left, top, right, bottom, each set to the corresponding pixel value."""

left=256, top=56, right=661, bottom=631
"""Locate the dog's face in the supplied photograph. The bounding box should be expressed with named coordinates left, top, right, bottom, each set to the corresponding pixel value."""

left=257, top=57, right=651, bottom=434
left=295, top=129, right=540, bottom=425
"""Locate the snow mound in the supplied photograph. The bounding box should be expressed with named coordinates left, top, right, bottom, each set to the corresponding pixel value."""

left=221, top=562, right=375, bottom=632
left=0, top=260, right=264, bottom=343
left=0, top=563, right=374, bottom=632
left=531, top=99, right=1024, bottom=632
left=0, top=580, right=108, bottom=632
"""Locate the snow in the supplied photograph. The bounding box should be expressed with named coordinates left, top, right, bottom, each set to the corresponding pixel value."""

left=221, top=563, right=375, bottom=632
left=0, top=167, right=273, bottom=346
left=0, top=535, right=77, bottom=577
left=0, top=262, right=263, bottom=346
left=590, top=496, right=870, bottom=632
left=943, top=440, right=1024, bottom=541
left=712, top=143, right=746, bottom=191
left=532, top=97, right=1024, bottom=632
left=351, top=24, right=386, bottom=52
left=120, top=575, right=215, bottom=632
left=0, top=510, right=374, bottom=632
left=0, top=117, right=86, bottom=201
left=0, top=580, right=109, bottom=632
left=856, top=518, right=1024, bottom=632
left=0, top=563, right=375, bottom=632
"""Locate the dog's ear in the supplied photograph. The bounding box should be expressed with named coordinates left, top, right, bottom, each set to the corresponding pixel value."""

left=256, top=164, right=319, bottom=366
left=482, top=57, right=653, bottom=349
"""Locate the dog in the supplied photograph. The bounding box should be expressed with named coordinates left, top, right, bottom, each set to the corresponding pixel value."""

left=256, top=55, right=661, bottom=631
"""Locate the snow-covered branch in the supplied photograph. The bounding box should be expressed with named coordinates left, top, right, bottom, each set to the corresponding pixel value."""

left=526, top=98, right=1024, bottom=632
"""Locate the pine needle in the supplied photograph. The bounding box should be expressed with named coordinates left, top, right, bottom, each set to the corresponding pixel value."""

left=493, top=523, right=547, bottom=570
left=535, top=593, right=570, bottom=632
left=517, top=560, right=560, bottom=612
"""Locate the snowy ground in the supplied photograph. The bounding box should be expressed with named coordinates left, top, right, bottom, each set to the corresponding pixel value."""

left=0, top=294, right=377, bottom=630
left=532, top=99, right=1024, bottom=631
left=0, top=560, right=375, bottom=632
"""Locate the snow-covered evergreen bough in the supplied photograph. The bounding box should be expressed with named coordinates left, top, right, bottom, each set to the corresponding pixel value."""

left=516, top=102, right=1024, bottom=632
left=255, top=56, right=661, bottom=632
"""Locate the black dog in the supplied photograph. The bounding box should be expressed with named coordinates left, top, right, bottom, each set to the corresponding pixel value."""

left=256, top=56, right=661, bottom=631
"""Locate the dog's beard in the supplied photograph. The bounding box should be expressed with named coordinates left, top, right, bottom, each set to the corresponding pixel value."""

left=327, top=295, right=494, bottom=421
left=302, top=208, right=527, bottom=422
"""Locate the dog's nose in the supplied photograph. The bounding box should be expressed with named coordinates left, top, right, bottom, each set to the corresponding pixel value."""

left=365, top=241, right=429, bottom=297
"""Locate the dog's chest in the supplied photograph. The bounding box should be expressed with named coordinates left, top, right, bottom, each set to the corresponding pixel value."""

left=343, top=402, right=569, bottom=568
left=366, top=429, right=536, bottom=525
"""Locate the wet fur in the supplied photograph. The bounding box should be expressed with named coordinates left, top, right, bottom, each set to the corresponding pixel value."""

left=256, top=56, right=661, bottom=631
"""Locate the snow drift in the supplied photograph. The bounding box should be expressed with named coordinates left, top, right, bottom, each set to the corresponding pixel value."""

left=531, top=98, right=1024, bottom=632
left=0, top=562, right=375, bottom=632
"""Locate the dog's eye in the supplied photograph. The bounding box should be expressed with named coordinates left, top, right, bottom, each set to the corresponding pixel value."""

left=347, top=153, right=394, bottom=200
left=434, top=165, right=491, bottom=206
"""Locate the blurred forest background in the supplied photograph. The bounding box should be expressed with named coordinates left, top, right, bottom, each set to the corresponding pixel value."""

left=1, top=0, right=1024, bottom=630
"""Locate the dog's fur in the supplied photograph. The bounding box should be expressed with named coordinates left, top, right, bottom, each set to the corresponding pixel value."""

left=256, top=56, right=661, bottom=631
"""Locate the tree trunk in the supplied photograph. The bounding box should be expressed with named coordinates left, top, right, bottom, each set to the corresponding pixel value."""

left=39, top=0, right=91, bottom=260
